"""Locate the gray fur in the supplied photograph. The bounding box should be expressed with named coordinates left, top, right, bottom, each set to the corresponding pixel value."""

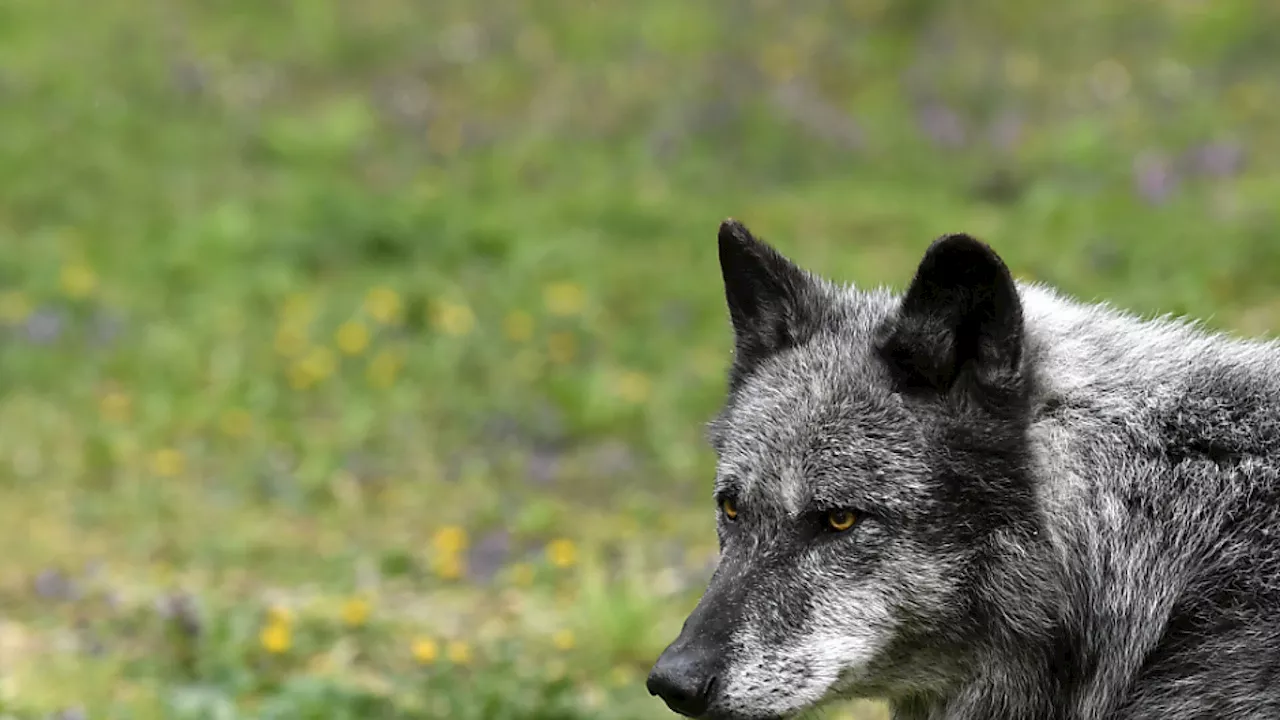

left=647, top=220, right=1280, bottom=720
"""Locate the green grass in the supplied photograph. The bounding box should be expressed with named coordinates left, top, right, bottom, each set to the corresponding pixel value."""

left=0, top=0, right=1278, bottom=717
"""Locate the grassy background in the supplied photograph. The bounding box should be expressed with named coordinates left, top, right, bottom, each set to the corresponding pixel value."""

left=0, top=0, right=1278, bottom=717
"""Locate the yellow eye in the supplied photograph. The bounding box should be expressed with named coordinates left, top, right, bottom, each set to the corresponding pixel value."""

left=721, top=498, right=738, bottom=520
left=827, top=510, right=856, bottom=532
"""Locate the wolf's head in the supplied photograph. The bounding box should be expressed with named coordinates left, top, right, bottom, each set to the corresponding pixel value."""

left=647, top=221, right=1052, bottom=719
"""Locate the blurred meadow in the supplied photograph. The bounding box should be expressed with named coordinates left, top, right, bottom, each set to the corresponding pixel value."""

left=1, top=0, right=1279, bottom=717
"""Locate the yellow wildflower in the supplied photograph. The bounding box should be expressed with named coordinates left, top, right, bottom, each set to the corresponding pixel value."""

left=545, top=538, right=578, bottom=569
left=335, top=320, right=371, bottom=355
left=446, top=640, right=472, bottom=666
left=552, top=629, right=576, bottom=651
left=149, top=448, right=185, bottom=478
left=431, top=301, right=474, bottom=336
left=432, top=553, right=465, bottom=581
left=289, top=347, right=336, bottom=389
left=260, top=622, right=291, bottom=654
left=99, top=390, right=132, bottom=423
left=274, top=324, right=308, bottom=358
left=341, top=596, right=371, bottom=627
left=364, top=286, right=403, bottom=325
left=503, top=310, right=534, bottom=342
left=609, top=664, right=636, bottom=687
left=218, top=408, right=253, bottom=438
left=366, top=349, right=403, bottom=389
left=543, top=282, right=585, bottom=317
left=432, top=526, right=468, bottom=555
left=615, top=370, right=652, bottom=404
left=59, top=262, right=97, bottom=299
left=412, top=636, right=439, bottom=664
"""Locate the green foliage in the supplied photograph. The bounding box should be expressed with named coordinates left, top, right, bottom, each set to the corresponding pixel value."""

left=0, top=0, right=1276, bottom=718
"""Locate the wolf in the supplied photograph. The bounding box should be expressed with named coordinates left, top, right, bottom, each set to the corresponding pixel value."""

left=646, top=220, right=1280, bottom=720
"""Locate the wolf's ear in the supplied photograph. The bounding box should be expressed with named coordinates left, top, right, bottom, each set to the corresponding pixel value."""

left=718, top=219, right=820, bottom=388
left=876, top=234, right=1024, bottom=402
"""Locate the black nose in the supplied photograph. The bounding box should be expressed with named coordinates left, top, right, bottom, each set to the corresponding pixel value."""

left=646, top=647, right=717, bottom=717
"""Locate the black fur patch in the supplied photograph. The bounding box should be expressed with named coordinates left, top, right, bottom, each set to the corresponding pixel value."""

left=875, top=233, right=1026, bottom=412
left=717, top=219, right=825, bottom=393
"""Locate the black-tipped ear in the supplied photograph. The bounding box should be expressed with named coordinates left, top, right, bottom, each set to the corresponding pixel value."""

left=718, top=219, right=820, bottom=388
left=876, top=234, right=1025, bottom=403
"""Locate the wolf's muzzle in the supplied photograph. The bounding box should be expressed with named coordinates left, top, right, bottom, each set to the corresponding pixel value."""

left=647, top=644, right=718, bottom=717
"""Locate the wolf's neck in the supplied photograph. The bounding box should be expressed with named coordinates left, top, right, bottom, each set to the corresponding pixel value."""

left=906, top=284, right=1280, bottom=720
left=1020, top=283, right=1236, bottom=402
left=885, top=544, right=1116, bottom=720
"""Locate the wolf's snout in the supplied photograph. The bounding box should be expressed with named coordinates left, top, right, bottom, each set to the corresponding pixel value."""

left=646, top=643, right=718, bottom=717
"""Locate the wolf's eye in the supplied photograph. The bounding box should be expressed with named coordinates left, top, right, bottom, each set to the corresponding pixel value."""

left=827, top=510, right=856, bottom=532
left=721, top=498, right=738, bottom=520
